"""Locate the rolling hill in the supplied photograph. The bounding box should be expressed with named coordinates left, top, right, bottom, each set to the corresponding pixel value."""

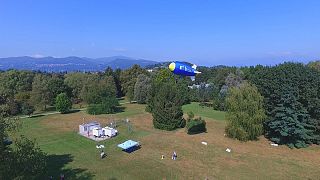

left=0, top=56, right=158, bottom=72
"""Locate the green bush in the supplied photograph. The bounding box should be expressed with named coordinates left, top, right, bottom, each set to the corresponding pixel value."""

left=186, top=117, right=206, bottom=135
left=225, top=125, right=248, bottom=141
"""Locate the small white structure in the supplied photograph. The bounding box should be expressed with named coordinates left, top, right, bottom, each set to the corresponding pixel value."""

left=92, top=127, right=104, bottom=137
left=79, top=121, right=118, bottom=141
left=79, top=121, right=101, bottom=135
left=226, top=148, right=231, bottom=153
left=102, top=126, right=118, bottom=137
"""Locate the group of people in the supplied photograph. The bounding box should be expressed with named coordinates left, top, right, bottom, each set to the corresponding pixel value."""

left=161, top=151, right=177, bottom=160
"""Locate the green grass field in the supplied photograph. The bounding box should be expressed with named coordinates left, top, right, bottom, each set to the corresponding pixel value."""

left=182, top=102, right=226, bottom=121
left=13, top=103, right=320, bottom=179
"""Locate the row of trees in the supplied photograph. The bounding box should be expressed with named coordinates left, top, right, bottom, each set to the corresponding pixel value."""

left=1, top=61, right=319, bottom=148
left=245, top=62, right=320, bottom=148
left=0, top=65, right=154, bottom=116
left=0, top=64, right=245, bottom=117
left=224, top=62, right=320, bottom=148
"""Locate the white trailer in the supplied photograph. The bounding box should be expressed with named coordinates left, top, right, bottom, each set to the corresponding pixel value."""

left=102, top=127, right=118, bottom=137
left=92, top=128, right=104, bottom=137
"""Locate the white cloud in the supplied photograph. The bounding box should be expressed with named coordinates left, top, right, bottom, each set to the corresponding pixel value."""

left=32, top=54, right=45, bottom=58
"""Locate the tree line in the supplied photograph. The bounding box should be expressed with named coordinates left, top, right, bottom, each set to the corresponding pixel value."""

left=0, top=60, right=319, bottom=148
left=146, top=61, right=320, bottom=148
left=0, top=65, right=150, bottom=116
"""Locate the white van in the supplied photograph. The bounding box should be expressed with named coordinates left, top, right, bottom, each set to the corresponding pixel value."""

left=102, top=127, right=118, bottom=137
left=92, top=128, right=103, bottom=137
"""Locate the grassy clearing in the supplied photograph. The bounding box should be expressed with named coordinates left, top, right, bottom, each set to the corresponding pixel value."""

left=14, top=103, right=320, bottom=179
left=182, top=102, right=226, bottom=121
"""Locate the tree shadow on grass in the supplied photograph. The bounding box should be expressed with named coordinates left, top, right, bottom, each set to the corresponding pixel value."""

left=63, top=109, right=81, bottom=114
left=29, top=114, right=45, bottom=118
left=45, top=106, right=56, bottom=112
left=122, top=145, right=141, bottom=153
left=46, top=154, right=94, bottom=179
left=114, top=106, right=126, bottom=113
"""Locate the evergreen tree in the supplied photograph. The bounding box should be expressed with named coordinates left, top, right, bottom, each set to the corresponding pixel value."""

left=265, top=92, right=316, bottom=148
left=105, top=67, right=123, bottom=97
left=225, top=82, right=266, bottom=141
left=151, top=80, right=185, bottom=131
left=146, top=69, right=188, bottom=112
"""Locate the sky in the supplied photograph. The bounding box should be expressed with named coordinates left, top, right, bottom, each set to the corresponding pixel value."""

left=0, top=0, right=320, bottom=66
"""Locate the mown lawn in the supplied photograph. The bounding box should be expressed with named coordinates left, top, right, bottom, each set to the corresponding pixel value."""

left=182, top=102, right=226, bottom=121
left=13, top=103, right=320, bottom=179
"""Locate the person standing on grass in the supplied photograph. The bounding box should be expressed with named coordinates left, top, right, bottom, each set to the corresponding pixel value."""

left=172, top=151, right=177, bottom=160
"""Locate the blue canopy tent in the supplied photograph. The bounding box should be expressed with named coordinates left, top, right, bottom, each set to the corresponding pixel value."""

left=117, top=140, right=140, bottom=153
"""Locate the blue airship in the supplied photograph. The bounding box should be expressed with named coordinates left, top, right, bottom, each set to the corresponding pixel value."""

left=168, top=61, right=201, bottom=80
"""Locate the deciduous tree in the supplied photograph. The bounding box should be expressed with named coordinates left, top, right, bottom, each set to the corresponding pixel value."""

left=30, top=74, right=51, bottom=110
left=120, top=65, right=147, bottom=101
left=225, top=82, right=266, bottom=141
left=134, top=74, right=151, bottom=104
left=55, top=93, right=72, bottom=114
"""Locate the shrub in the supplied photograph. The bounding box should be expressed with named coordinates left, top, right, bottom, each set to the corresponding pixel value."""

left=187, top=111, right=195, bottom=120
left=186, top=117, right=206, bottom=135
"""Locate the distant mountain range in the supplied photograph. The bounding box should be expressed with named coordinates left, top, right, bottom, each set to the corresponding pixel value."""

left=0, top=56, right=158, bottom=72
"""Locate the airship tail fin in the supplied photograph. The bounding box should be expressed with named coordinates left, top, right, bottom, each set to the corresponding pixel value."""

left=192, top=64, right=197, bottom=69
